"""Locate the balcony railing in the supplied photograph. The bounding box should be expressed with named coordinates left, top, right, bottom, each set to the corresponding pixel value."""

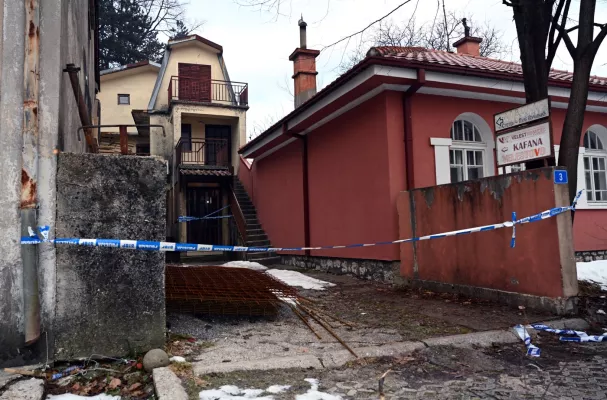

left=168, top=76, right=248, bottom=107
left=176, top=138, right=230, bottom=167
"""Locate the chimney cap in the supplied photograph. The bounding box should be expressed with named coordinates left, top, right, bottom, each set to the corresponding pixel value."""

left=452, top=35, right=482, bottom=48
left=298, top=15, right=307, bottom=28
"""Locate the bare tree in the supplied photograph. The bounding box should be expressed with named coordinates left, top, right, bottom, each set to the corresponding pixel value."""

left=338, top=11, right=507, bottom=72
left=137, top=0, right=204, bottom=38
left=504, top=0, right=607, bottom=206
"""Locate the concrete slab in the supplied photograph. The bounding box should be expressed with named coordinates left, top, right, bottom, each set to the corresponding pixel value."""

left=321, top=342, right=426, bottom=369
left=0, top=371, right=19, bottom=389
left=0, top=378, right=44, bottom=400
left=153, top=367, right=188, bottom=400
left=423, top=330, right=519, bottom=348
left=193, top=355, right=323, bottom=376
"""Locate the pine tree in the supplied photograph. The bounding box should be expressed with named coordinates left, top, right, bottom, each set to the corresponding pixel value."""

left=99, top=0, right=165, bottom=69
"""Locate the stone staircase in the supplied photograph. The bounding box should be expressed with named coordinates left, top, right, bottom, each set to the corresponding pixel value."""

left=232, top=178, right=281, bottom=265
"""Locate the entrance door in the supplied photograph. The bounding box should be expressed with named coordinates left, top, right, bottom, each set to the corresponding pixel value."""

left=186, top=187, right=222, bottom=244
left=178, top=63, right=211, bottom=102
left=205, top=125, right=231, bottom=166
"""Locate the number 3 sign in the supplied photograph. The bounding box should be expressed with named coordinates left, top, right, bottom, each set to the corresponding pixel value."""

left=554, top=170, right=568, bottom=184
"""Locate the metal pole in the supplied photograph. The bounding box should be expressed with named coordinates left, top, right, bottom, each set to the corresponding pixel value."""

left=22, top=0, right=41, bottom=345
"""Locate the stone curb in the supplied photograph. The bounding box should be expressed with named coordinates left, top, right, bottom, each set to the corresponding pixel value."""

left=191, top=318, right=589, bottom=376
left=153, top=367, right=188, bottom=400
left=193, top=354, right=323, bottom=376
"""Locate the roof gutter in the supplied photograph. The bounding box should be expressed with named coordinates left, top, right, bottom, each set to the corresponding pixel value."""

left=403, top=68, right=425, bottom=189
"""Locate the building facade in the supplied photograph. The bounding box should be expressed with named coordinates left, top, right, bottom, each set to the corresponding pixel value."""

left=238, top=25, right=607, bottom=269
left=98, top=35, right=255, bottom=257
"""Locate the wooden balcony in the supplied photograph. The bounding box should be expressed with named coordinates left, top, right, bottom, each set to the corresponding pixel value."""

left=168, top=76, right=248, bottom=107
left=176, top=138, right=230, bottom=168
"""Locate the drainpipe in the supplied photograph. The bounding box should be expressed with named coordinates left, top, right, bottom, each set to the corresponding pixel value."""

left=402, top=69, right=425, bottom=190
left=283, top=124, right=311, bottom=257
left=22, top=0, right=41, bottom=345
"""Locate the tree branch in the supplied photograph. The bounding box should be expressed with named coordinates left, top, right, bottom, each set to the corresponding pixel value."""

left=320, top=0, right=413, bottom=52
left=588, top=23, right=607, bottom=55
left=554, top=23, right=577, bottom=57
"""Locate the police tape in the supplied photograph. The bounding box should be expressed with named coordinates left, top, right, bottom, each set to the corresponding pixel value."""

left=513, top=325, right=540, bottom=357
left=21, top=191, right=583, bottom=253
left=178, top=205, right=231, bottom=222
left=531, top=324, right=607, bottom=343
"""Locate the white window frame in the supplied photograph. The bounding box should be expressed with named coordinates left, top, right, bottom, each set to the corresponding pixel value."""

left=584, top=152, right=607, bottom=203
left=449, top=144, right=486, bottom=183
left=449, top=120, right=488, bottom=183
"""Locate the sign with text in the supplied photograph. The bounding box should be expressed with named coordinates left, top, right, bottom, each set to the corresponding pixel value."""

left=494, top=99, right=550, bottom=133
left=496, top=122, right=552, bottom=166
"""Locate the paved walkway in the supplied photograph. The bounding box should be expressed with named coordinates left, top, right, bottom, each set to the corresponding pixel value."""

left=200, top=340, right=607, bottom=399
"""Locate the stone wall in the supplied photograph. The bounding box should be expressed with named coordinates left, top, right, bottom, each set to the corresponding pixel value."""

left=281, top=255, right=397, bottom=283
left=54, top=153, right=166, bottom=360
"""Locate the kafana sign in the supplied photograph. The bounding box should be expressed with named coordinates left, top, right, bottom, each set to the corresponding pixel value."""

left=496, top=122, right=552, bottom=166
left=494, top=99, right=550, bottom=133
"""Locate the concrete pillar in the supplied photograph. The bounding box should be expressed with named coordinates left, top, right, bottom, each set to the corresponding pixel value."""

left=0, top=0, right=26, bottom=366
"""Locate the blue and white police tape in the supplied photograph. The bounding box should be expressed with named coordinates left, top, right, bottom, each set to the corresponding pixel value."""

left=513, top=325, right=540, bottom=357
left=21, top=190, right=583, bottom=253
left=531, top=324, right=607, bottom=343
left=178, top=205, right=231, bottom=222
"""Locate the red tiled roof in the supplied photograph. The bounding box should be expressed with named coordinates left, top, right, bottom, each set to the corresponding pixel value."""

left=179, top=168, right=232, bottom=177
left=367, top=46, right=607, bottom=87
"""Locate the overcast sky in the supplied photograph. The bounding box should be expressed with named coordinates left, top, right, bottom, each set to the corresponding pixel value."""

left=186, top=0, right=607, bottom=139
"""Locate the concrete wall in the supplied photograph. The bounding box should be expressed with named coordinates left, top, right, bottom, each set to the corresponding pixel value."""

left=0, top=0, right=97, bottom=367
left=99, top=67, right=159, bottom=133
left=54, top=153, right=166, bottom=360
left=397, top=167, right=577, bottom=313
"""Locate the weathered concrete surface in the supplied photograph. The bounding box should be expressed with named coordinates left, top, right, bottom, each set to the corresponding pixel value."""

left=54, top=153, right=166, bottom=359
left=194, top=355, right=323, bottom=375
left=153, top=367, right=188, bottom=400
left=0, top=378, right=44, bottom=400
left=0, top=0, right=26, bottom=368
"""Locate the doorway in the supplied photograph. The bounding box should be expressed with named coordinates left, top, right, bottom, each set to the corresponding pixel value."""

left=186, top=187, right=222, bottom=244
left=205, top=125, right=231, bottom=166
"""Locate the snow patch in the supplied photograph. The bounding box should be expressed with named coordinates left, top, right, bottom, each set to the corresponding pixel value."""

left=266, top=270, right=336, bottom=290
left=47, top=395, right=121, bottom=400
left=266, top=385, right=291, bottom=394
left=199, top=385, right=273, bottom=399
left=577, top=260, right=607, bottom=290
left=170, top=356, right=186, bottom=363
left=295, top=379, right=342, bottom=400
left=222, top=261, right=268, bottom=271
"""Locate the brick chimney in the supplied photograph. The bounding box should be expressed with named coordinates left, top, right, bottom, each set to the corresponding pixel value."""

left=452, top=18, right=483, bottom=56
left=289, top=16, right=320, bottom=108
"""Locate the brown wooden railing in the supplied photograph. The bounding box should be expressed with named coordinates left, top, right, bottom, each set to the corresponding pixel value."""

left=228, top=185, right=248, bottom=245
left=168, top=76, right=248, bottom=106
left=176, top=138, right=229, bottom=166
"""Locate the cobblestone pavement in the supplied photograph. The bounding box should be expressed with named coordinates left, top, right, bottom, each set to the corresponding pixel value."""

left=201, top=338, right=607, bottom=399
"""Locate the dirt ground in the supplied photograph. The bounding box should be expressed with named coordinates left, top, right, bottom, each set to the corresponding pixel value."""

left=297, top=270, right=556, bottom=339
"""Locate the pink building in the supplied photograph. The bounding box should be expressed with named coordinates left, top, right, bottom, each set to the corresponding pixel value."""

left=238, top=22, right=607, bottom=275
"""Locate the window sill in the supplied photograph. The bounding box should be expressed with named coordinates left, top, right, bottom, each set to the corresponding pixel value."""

left=576, top=202, right=607, bottom=210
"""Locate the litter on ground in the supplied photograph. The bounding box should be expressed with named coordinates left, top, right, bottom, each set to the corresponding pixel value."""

left=577, top=260, right=607, bottom=290
left=266, top=269, right=336, bottom=290
left=170, top=356, right=186, bottom=363
left=222, top=261, right=268, bottom=271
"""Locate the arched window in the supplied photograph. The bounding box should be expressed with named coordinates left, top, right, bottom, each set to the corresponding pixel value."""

left=449, top=119, right=485, bottom=182
left=584, top=128, right=607, bottom=202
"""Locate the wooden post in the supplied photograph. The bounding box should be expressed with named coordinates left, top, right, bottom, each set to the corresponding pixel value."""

left=119, top=125, right=128, bottom=155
